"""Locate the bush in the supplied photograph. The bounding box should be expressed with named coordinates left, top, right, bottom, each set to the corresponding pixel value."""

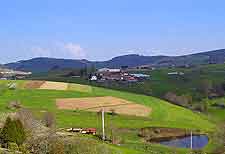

left=19, top=144, right=29, bottom=154
left=8, top=142, right=19, bottom=151
left=49, top=137, right=64, bottom=154
left=7, top=101, right=22, bottom=110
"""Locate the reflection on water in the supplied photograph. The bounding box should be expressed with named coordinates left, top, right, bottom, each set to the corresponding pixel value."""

left=160, top=135, right=208, bottom=149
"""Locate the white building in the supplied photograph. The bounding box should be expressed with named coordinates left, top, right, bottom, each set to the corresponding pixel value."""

left=90, top=75, right=97, bottom=81
left=98, top=68, right=121, bottom=73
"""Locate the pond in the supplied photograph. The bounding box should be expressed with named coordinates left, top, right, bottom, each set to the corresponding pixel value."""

left=159, top=135, right=209, bottom=149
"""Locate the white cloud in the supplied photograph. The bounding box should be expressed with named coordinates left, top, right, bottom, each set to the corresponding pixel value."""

left=30, top=46, right=51, bottom=57
left=29, top=42, right=86, bottom=59
left=63, top=43, right=86, bottom=59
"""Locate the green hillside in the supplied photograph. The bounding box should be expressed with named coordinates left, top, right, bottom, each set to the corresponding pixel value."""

left=0, top=80, right=216, bottom=153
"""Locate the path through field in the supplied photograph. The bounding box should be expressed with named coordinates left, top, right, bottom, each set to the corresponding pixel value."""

left=56, top=96, right=151, bottom=117
left=24, top=81, right=45, bottom=89
left=39, top=81, right=68, bottom=90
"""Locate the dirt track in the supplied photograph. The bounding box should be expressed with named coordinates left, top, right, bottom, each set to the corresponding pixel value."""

left=39, top=81, right=68, bottom=90
left=24, top=81, right=45, bottom=89
left=56, top=96, right=151, bottom=117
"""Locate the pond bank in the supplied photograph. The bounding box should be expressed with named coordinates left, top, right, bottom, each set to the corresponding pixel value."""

left=138, top=127, right=208, bottom=149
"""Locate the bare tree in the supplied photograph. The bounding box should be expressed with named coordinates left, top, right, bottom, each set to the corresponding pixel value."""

left=199, top=79, right=213, bottom=98
left=42, top=112, right=55, bottom=128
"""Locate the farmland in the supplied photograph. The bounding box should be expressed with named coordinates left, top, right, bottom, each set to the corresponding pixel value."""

left=56, top=96, right=151, bottom=117
left=0, top=80, right=217, bottom=153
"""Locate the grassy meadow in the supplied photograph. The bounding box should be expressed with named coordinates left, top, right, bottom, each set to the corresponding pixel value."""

left=0, top=80, right=217, bottom=153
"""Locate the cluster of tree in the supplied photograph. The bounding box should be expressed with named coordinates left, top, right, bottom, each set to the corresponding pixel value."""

left=199, top=79, right=225, bottom=99
left=164, top=91, right=213, bottom=112
left=0, top=108, right=58, bottom=153
left=164, top=80, right=225, bottom=111
left=3, top=108, right=116, bottom=154
left=164, top=92, right=192, bottom=107
left=62, top=64, right=96, bottom=78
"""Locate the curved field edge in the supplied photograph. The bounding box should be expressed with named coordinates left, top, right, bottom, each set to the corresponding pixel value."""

left=91, top=86, right=215, bottom=131
left=0, top=80, right=215, bottom=131
left=0, top=80, right=216, bottom=153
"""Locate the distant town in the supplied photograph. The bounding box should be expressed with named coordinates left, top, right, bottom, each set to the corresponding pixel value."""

left=0, top=68, right=32, bottom=80
left=89, top=66, right=151, bottom=82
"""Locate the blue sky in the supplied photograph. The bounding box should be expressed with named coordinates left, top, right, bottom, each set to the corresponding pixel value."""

left=1, top=0, right=225, bottom=63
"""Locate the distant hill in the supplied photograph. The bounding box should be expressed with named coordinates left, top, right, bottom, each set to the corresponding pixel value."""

left=5, top=49, right=225, bottom=73
left=5, top=57, right=92, bottom=73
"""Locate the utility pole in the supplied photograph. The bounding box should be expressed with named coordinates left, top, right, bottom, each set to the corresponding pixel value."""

left=190, top=131, right=193, bottom=150
left=102, top=108, right=105, bottom=141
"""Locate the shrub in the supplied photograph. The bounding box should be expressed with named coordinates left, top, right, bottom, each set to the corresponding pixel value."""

left=8, top=142, right=19, bottom=151
left=49, top=137, right=64, bottom=154
left=7, top=101, right=22, bottom=110
left=19, top=144, right=29, bottom=154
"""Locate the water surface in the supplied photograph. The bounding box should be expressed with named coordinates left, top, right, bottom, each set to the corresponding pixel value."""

left=160, top=135, right=208, bottom=149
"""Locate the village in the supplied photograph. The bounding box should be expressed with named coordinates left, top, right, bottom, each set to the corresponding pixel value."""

left=0, top=68, right=32, bottom=80
left=89, top=67, right=151, bottom=82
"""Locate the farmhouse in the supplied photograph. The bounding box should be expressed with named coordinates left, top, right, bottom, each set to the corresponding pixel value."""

left=97, top=68, right=122, bottom=81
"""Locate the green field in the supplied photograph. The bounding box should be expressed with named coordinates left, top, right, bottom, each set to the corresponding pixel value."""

left=0, top=80, right=217, bottom=153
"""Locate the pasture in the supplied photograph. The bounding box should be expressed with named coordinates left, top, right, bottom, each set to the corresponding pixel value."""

left=0, top=80, right=216, bottom=153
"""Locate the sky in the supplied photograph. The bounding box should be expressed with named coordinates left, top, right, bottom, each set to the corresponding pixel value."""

left=1, top=0, right=225, bottom=63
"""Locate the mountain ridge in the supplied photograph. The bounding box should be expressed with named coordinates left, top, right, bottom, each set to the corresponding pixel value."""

left=5, top=49, right=225, bottom=72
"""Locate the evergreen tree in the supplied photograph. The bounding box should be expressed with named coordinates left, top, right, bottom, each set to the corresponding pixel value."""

left=0, top=117, right=26, bottom=146
left=14, top=119, right=26, bottom=145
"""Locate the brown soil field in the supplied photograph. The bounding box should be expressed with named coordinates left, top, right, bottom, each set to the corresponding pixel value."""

left=24, top=81, right=45, bottom=89
left=56, top=96, right=151, bottom=117
left=39, top=81, right=68, bottom=90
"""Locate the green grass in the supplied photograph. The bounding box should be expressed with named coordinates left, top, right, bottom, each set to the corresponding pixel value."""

left=207, top=97, right=225, bottom=123
left=0, top=80, right=216, bottom=153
